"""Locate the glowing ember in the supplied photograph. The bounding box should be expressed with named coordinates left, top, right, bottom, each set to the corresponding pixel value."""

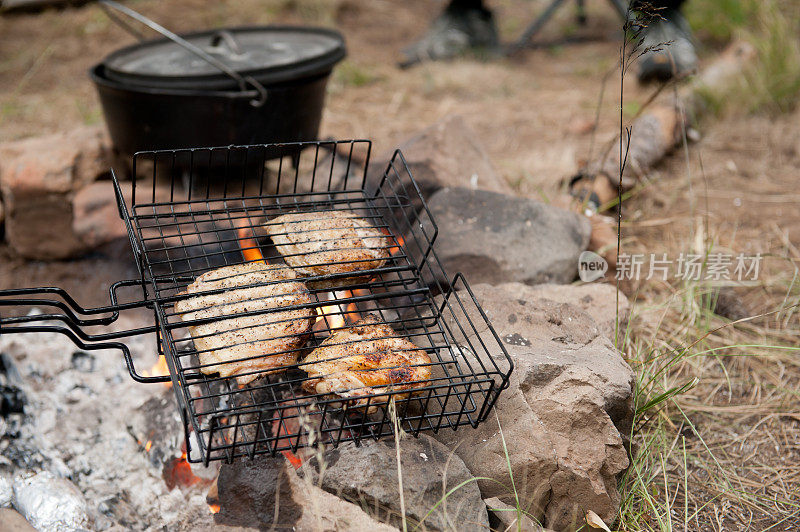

left=208, top=503, right=221, bottom=514
left=144, top=440, right=152, bottom=452
left=236, top=219, right=266, bottom=264
left=272, top=407, right=305, bottom=469
left=283, top=450, right=303, bottom=469
left=163, top=451, right=201, bottom=490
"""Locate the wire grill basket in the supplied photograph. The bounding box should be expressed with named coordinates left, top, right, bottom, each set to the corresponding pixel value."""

left=0, top=140, right=512, bottom=464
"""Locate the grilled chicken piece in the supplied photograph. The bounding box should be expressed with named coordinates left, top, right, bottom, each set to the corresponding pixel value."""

left=301, top=314, right=431, bottom=406
left=174, top=263, right=316, bottom=385
left=266, top=211, right=391, bottom=289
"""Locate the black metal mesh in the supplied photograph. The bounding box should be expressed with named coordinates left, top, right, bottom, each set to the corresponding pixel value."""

left=3, top=139, right=512, bottom=465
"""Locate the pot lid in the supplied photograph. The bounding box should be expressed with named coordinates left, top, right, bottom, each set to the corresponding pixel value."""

left=103, top=26, right=345, bottom=90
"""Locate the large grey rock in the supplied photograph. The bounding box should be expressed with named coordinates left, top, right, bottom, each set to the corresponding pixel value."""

left=301, top=434, right=489, bottom=532
left=433, top=282, right=634, bottom=531
left=423, top=187, right=590, bottom=285
left=0, top=474, right=13, bottom=508
left=214, top=455, right=396, bottom=531
left=370, top=115, right=512, bottom=200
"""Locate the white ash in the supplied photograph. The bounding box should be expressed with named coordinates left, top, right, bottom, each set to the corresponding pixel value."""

left=0, top=473, right=12, bottom=508
left=0, top=312, right=219, bottom=530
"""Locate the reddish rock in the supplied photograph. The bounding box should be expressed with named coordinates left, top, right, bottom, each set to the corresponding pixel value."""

left=525, top=282, right=631, bottom=342
left=370, top=114, right=512, bottom=199
left=0, top=127, right=110, bottom=258
left=433, top=282, right=634, bottom=531
left=72, top=181, right=129, bottom=249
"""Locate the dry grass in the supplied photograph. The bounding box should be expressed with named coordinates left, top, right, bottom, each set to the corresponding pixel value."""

left=617, top=276, right=800, bottom=530
left=612, top=50, right=800, bottom=532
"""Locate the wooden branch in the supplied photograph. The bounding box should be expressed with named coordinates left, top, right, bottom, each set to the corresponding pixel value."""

left=590, top=40, right=757, bottom=189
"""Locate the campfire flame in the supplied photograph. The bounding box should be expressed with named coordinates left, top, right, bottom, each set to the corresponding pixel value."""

left=208, top=503, right=221, bottom=514
left=388, top=235, right=404, bottom=256
left=145, top=354, right=172, bottom=388
left=236, top=219, right=266, bottom=264
left=315, top=297, right=347, bottom=331
left=314, top=289, right=363, bottom=335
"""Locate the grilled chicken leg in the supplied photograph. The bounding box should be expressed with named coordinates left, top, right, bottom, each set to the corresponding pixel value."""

left=301, top=314, right=431, bottom=406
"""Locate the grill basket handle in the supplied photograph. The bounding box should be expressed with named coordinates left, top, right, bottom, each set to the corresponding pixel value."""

left=0, top=283, right=170, bottom=384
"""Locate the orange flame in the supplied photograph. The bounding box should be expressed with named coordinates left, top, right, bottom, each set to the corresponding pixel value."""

left=316, top=302, right=347, bottom=330
left=145, top=355, right=172, bottom=388
left=236, top=219, right=265, bottom=264
left=346, top=289, right=369, bottom=324
left=208, top=503, right=221, bottom=514
left=144, top=440, right=152, bottom=452
left=314, top=289, right=364, bottom=332
left=274, top=411, right=304, bottom=469
left=389, top=235, right=405, bottom=256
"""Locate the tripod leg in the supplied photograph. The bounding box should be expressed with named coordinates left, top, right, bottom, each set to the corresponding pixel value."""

left=577, top=0, right=587, bottom=26
left=508, top=0, right=570, bottom=54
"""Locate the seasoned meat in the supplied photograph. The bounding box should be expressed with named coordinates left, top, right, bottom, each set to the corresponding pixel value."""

left=301, top=314, right=431, bottom=405
left=174, top=263, right=316, bottom=385
left=266, top=211, right=391, bottom=288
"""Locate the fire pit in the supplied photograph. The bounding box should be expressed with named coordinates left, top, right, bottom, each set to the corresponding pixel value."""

left=0, top=140, right=512, bottom=466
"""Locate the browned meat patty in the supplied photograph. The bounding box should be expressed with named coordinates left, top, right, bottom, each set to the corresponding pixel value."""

left=266, top=211, right=391, bottom=289
left=174, top=262, right=316, bottom=385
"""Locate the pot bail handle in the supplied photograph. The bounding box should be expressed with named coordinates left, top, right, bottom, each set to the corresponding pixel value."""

left=98, top=0, right=268, bottom=107
left=210, top=30, right=244, bottom=56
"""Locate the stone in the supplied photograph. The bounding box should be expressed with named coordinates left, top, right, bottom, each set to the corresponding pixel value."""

left=0, top=127, right=110, bottom=259
left=485, top=497, right=552, bottom=532
left=433, top=282, right=634, bottom=531
left=421, top=187, right=591, bottom=285
left=214, top=455, right=396, bottom=531
left=0, top=508, right=37, bottom=532
left=300, top=433, right=489, bottom=532
left=369, top=115, right=511, bottom=200
left=524, top=283, right=630, bottom=343
left=12, top=471, right=91, bottom=531
left=71, top=181, right=129, bottom=249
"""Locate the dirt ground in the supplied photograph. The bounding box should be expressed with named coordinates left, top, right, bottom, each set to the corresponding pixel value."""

left=1, top=0, right=799, bottom=530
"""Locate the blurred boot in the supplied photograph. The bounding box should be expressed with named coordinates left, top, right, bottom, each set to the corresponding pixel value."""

left=637, top=9, right=698, bottom=83
left=399, top=3, right=499, bottom=68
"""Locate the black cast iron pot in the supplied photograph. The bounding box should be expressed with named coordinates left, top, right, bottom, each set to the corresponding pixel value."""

left=91, top=63, right=332, bottom=161
left=90, top=20, right=345, bottom=163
